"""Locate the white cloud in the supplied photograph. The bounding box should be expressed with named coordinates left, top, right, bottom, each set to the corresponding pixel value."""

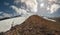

left=10, top=5, right=28, bottom=16
left=40, top=3, right=44, bottom=8
left=46, top=0, right=60, bottom=14
left=49, top=4, right=60, bottom=14
left=0, top=11, right=12, bottom=19
left=3, top=13, right=12, bottom=17
left=0, top=12, right=3, bottom=14
left=14, top=0, right=38, bottom=13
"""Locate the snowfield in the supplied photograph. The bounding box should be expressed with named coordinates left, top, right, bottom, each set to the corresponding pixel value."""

left=0, top=13, right=56, bottom=32
left=0, top=13, right=33, bottom=32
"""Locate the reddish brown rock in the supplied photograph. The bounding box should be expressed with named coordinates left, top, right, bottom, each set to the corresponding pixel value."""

left=1, top=15, right=60, bottom=35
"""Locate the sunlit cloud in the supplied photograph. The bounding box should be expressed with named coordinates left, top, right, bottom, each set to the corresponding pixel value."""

left=47, top=6, right=50, bottom=10
left=14, top=0, right=38, bottom=13
left=50, top=4, right=60, bottom=14
left=40, top=3, right=44, bottom=8
left=47, top=0, right=60, bottom=14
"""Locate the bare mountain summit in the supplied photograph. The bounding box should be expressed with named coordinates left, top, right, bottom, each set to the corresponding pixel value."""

left=1, top=15, right=60, bottom=35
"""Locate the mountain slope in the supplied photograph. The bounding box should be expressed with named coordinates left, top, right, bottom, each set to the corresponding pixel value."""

left=2, top=15, right=60, bottom=35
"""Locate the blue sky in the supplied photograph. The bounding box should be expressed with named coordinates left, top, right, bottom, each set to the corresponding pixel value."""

left=0, top=0, right=19, bottom=18
left=0, top=0, right=14, bottom=12
left=0, top=0, right=60, bottom=18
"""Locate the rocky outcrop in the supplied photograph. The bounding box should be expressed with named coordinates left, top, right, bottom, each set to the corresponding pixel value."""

left=1, top=15, right=60, bottom=35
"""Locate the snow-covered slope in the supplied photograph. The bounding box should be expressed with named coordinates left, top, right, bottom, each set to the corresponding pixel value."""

left=0, top=13, right=33, bottom=32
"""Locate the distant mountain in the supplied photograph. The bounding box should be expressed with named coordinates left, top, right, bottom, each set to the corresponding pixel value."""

left=1, top=15, right=60, bottom=35
left=48, top=17, right=60, bottom=23
left=54, top=18, right=60, bottom=22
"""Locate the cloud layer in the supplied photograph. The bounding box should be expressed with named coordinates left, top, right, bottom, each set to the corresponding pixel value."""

left=14, top=0, right=38, bottom=13
left=0, top=0, right=60, bottom=18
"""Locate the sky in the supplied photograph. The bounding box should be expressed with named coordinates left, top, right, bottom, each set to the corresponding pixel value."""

left=0, top=0, right=16, bottom=18
left=37, top=0, right=60, bottom=18
left=0, top=0, right=38, bottom=19
left=0, top=0, right=60, bottom=19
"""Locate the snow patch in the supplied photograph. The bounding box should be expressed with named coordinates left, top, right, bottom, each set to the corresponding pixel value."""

left=43, top=17, right=56, bottom=22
